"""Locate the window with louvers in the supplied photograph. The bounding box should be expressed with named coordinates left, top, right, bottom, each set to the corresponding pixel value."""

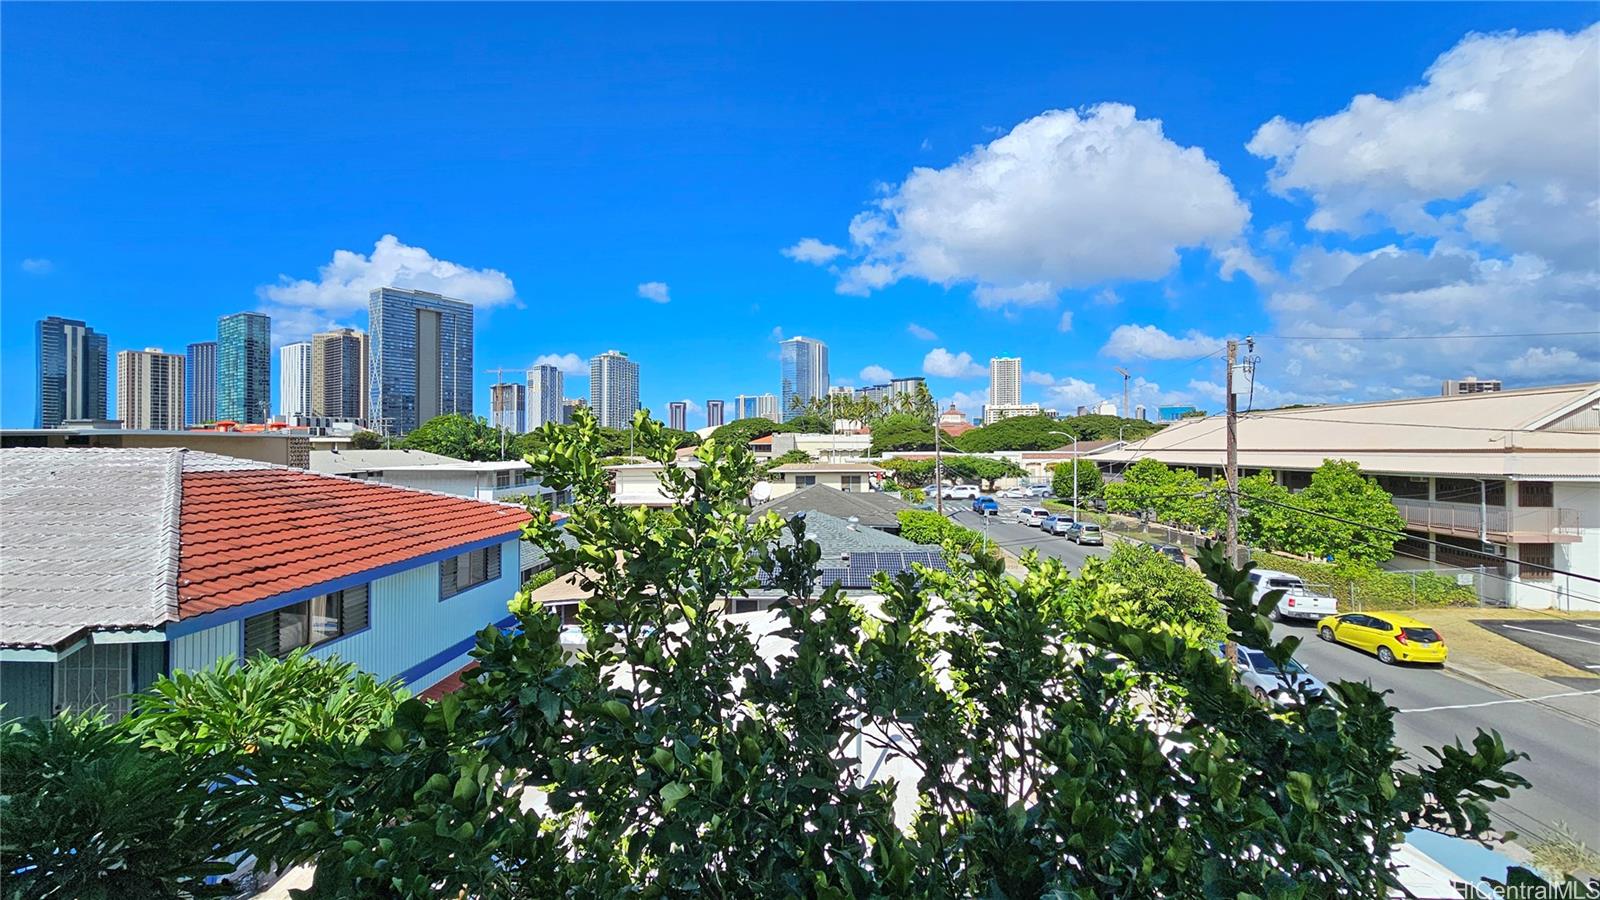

left=243, top=584, right=370, bottom=658
left=440, top=544, right=502, bottom=599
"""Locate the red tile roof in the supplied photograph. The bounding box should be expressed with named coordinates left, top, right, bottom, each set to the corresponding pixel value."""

left=178, top=469, right=531, bottom=618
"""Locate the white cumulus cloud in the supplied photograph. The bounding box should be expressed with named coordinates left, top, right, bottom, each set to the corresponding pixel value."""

left=637, top=281, right=671, bottom=303
left=827, top=104, right=1250, bottom=307
left=781, top=238, right=846, bottom=265
left=1057, top=310, right=1074, bottom=332
left=907, top=322, right=939, bottom=341
left=1248, top=25, right=1599, bottom=268
left=531, top=353, right=587, bottom=376
left=922, top=347, right=987, bottom=378
left=260, top=234, right=515, bottom=314
left=860, top=364, right=895, bottom=383
left=1102, top=324, right=1227, bottom=361
left=942, top=389, right=988, bottom=420
left=21, top=258, right=54, bottom=275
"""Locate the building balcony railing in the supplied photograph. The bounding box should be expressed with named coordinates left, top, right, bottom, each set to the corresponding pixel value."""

left=1393, top=498, right=1583, bottom=543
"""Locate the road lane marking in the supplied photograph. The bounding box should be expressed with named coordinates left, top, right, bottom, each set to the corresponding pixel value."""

left=1573, top=623, right=1600, bottom=633
left=1500, top=624, right=1600, bottom=647
left=1398, top=689, right=1600, bottom=714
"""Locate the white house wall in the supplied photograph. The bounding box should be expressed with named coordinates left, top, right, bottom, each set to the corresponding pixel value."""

left=165, top=538, right=522, bottom=691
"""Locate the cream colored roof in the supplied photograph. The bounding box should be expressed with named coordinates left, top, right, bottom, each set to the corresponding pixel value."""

left=1097, top=382, right=1600, bottom=480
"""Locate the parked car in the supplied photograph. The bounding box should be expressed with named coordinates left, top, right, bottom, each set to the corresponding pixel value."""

left=1248, top=569, right=1338, bottom=622
left=1153, top=544, right=1186, bottom=566
left=971, top=496, right=999, bottom=515
left=999, top=487, right=1028, bottom=499
left=1318, top=612, right=1448, bottom=666
left=1216, top=643, right=1327, bottom=705
left=1065, top=522, right=1103, bottom=545
left=1015, top=505, right=1050, bottom=527
left=943, top=484, right=980, bottom=500
left=1040, top=514, right=1075, bottom=535
left=1026, top=485, right=1055, bottom=498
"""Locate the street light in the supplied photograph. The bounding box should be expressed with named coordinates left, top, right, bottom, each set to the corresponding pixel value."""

left=1048, top=429, right=1080, bottom=522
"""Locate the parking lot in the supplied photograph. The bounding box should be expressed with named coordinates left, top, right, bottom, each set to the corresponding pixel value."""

left=1474, top=618, right=1600, bottom=674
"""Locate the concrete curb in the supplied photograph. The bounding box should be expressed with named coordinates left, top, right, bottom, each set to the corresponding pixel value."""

left=1440, top=657, right=1600, bottom=728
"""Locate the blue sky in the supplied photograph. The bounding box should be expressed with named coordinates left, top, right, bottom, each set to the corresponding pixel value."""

left=5, top=3, right=1597, bottom=429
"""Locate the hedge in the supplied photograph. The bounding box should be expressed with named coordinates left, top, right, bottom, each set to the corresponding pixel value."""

left=897, top=509, right=994, bottom=559
left=1251, top=552, right=1479, bottom=610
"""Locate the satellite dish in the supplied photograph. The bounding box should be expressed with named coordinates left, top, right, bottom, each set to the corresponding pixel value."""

left=752, top=481, right=773, bottom=502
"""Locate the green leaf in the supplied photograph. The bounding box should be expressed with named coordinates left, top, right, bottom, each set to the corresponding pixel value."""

left=659, top=781, right=692, bottom=813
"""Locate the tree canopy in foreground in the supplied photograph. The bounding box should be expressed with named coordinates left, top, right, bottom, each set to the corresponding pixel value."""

left=2, top=407, right=1561, bottom=897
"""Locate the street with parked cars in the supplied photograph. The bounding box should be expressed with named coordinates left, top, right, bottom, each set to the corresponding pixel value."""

left=960, top=495, right=1599, bottom=851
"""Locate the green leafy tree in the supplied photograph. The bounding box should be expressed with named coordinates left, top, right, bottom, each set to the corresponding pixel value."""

left=870, top=413, right=936, bottom=454
left=760, top=448, right=813, bottom=474
left=877, top=456, right=937, bottom=487
left=401, top=413, right=502, bottom=461
left=707, top=417, right=781, bottom=448
left=1051, top=458, right=1103, bottom=500
left=1065, top=543, right=1224, bottom=639
left=1103, top=457, right=1173, bottom=516
left=1293, top=459, right=1405, bottom=566
left=956, top=414, right=1162, bottom=453
left=942, top=455, right=1026, bottom=491
left=349, top=430, right=385, bottom=450
left=1237, top=470, right=1301, bottom=553
left=6, top=406, right=1559, bottom=897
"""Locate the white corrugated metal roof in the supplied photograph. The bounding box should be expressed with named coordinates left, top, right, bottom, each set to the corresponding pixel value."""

left=1096, top=382, right=1600, bottom=479
left=1, top=448, right=184, bottom=648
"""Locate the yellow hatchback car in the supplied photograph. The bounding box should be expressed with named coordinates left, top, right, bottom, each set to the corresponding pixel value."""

left=1317, top=612, right=1448, bottom=666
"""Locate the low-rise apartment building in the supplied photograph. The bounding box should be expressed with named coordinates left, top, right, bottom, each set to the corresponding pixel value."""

left=309, top=448, right=557, bottom=504
left=1096, top=382, right=1600, bottom=611
left=0, top=448, right=531, bottom=719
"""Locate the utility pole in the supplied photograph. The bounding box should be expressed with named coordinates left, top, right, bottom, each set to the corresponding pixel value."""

left=934, top=417, right=944, bottom=517
left=1224, top=339, right=1241, bottom=566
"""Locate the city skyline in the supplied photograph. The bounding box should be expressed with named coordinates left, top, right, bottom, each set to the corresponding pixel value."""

left=5, top=6, right=1595, bottom=430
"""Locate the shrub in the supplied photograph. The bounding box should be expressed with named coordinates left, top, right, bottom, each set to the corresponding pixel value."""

left=1252, top=553, right=1478, bottom=609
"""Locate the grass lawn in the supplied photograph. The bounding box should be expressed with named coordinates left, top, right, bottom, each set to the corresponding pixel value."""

left=1408, top=607, right=1600, bottom=681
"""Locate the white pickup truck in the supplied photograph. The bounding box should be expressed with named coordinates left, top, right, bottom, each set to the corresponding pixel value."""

left=1248, top=569, right=1338, bottom=622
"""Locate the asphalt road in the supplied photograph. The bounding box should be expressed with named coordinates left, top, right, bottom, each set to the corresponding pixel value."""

left=1474, top=619, right=1600, bottom=675
left=949, top=503, right=1111, bottom=574
left=966, top=498, right=1600, bottom=851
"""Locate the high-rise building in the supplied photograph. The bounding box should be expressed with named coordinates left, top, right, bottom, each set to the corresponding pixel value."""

left=279, top=341, right=313, bottom=419
left=369, top=287, right=474, bottom=436
left=561, top=397, right=586, bottom=425
left=1442, top=376, right=1503, bottom=396
left=779, top=336, right=828, bottom=422
left=527, top=365, right=563, bottom=428
left=116, top=347, right=185, bottom=430
left=1135, top=404, right=1148, bottom=421
left=735, top=393, right=780, bottom=423
left=36, top=316, right=108, bottom=428
left=889, top=376, right=926, bottom=398
left=667, top=401, right=688, bottom=431
left=589, top=350, right=640, bottom=430
left=989, top=357, right=1022, bottom=407
left=490, top=382, right=527, bottom=433
left=983, top=403, right=1042, bottom=425
left=184, top=341, right=217, bottom=426
left=311, top=328, right=368, bottom=422
left=705, top=399, right=725, bottom=428
left=216, top=312, right=271, bottom=424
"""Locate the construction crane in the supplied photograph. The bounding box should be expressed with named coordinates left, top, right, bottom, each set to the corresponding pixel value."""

left=1113, top=367, right=1132, bottom=419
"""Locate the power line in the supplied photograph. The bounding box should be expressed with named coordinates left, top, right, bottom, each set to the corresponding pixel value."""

left=1262, top=330, right=1600, bottom=342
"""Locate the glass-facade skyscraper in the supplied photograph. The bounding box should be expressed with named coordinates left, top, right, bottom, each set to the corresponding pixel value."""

left=369, top=287, right=474, bottom=436
left=217, top=312, right=271, bottom=423
left=779, top=336, right=829, bottom=422
left=734, top=393, right=779, bottom=423
left=589, top=350, right=639, bottom=430
left=185, top=341, right=217, bottom=426
left=36, top=316, right=108, bottom=428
